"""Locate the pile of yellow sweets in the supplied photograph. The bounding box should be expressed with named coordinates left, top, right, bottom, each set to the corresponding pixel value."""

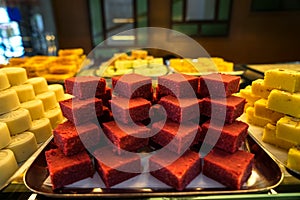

left=2, top=48, right=86, bottom=82
left=237, top=68, right=300, bottom=172
left=169, top=57, right=234, bottom=74
left=98, top=50, right=166, bottom=77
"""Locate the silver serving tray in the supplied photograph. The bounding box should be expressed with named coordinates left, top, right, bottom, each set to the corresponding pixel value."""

left=0, top=137, right=51, bottom=191
left=239, top=114, right=300, bottom=180
left=23, top=134, right=283, bottom=198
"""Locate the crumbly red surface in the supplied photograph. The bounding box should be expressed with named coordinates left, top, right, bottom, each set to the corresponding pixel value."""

left=199, top=73, right=240, bottom=98
left=151, top=120, right=201, bottom=154
left=203, top=148, right=254, bottom=189
left=65, top=76, right=106, bottom=99
left=158, top=95, right=200, bottom=123
left=149, top=149, right=201, bottom=191
left=157, top=73, right=199, bottom=98
left=93, top=146, right=141, bottom=187
left=110, top=97, right=151, bottom=123
left=97, top=106, right=112, bottom=123
left=112, top=74, right=152, bottom=99
left=201, top=95, right=246, bottom=123
left=53, top=121, right=101, bottom=156
left=59, top=97, right=103, bottom=125
left=200, top=120, right=249, bottom=153
left=102, top=120, right=150, bottom=152
left=45, top=148, right=94, bottom=189
left=96, top=87, right=112, bottom=107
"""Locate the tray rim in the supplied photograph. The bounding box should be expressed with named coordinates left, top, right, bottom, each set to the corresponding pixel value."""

left=0, top=136, right=52, bottom=191
left=23, top=135, right=284, bottom=198
left=240, top=114, right=300, bottom=179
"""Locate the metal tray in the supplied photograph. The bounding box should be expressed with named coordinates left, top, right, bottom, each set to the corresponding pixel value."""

left=23, top=134, right=283, bottom=198
left=239, top=114, right=300, bottom=180
left=0, top=137, right=51, bottom=191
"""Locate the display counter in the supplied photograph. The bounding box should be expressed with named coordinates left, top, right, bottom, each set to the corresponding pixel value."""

left=1, top=62, right=300, bottom=200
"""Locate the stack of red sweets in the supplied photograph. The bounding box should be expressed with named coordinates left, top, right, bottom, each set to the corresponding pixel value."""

left=45, top=76, right=112, bottom=189
left=152, top=73, right=254, bottom=190
left=196, top=73, right=254, bottom=189
left=44, top=72, right=254, bottom=191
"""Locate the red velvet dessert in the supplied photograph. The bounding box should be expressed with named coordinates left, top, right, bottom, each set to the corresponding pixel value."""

left=93, top=146, right=141, bottom=188
left=201, top=95, right=246, bottom=123
left=97, top=106, right=112, bottom=123
left=53, top=121, right=101, bottom=156
left=112, top=74, right=152, bottom=99
left=59, top=97, right=103, bottom=125
left=96, top=87, right=112, bottom=107
left=149, top=149, right=201, bottom=191
left=151, top=120, right=201, bottom=154
left=199, top=73, right=240, bottom=98
left=157, top=73, right=199, bottom=98
left=65, top=76, right=106, bottom=99
left=200, top=120, right=249, bottom=153
left=203, top=148, right=254, bottom=189
left=102, top=120, right=150, bottom=152
left=110, top=97, right=151, bottom=123
left=45, top=148, right=94, bottom=189
left=158, top=95, right=200, bottom=123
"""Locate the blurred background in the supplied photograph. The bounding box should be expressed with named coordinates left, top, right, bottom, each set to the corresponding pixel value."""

left=0, top=0, right=299, bottom=64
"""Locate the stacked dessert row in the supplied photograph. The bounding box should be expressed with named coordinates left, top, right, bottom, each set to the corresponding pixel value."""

left=45, top=72, right=254, bottom=191
left=170, top=57, right=234, bottom=74
left=46, top=76, right=112, bottom=189
left=98, top=49, right=166, bottom=77
left=6, top=48, right=86, bottom=82
left=0, top=67, right=66, bottom=186
left=238, top=68, right=300, bottom=172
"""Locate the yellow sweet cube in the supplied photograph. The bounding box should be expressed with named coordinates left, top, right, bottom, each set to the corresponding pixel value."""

left=287, top=147, right=300, bottom=172
left=264, top=68, right=300, bottom=93
left=246, top=107, right=272, bottom=127
left=267, top=89, right=300, bottom=118
left=254, top=99, right=284, bottom=123
left=131, top=50, right=148, bottom=59
left=148, top=58, right=164, bottom=65
left=276, top=116, right=300, bottom=145
left=239, top=86, right=261, bottom=105
left=262, top=123, right=295, bottom=150
left=115, top=60, right=133, bottom=69
left=251, top=79, right=274, bottom=99
left=132, top=59, right=147, bottom=68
